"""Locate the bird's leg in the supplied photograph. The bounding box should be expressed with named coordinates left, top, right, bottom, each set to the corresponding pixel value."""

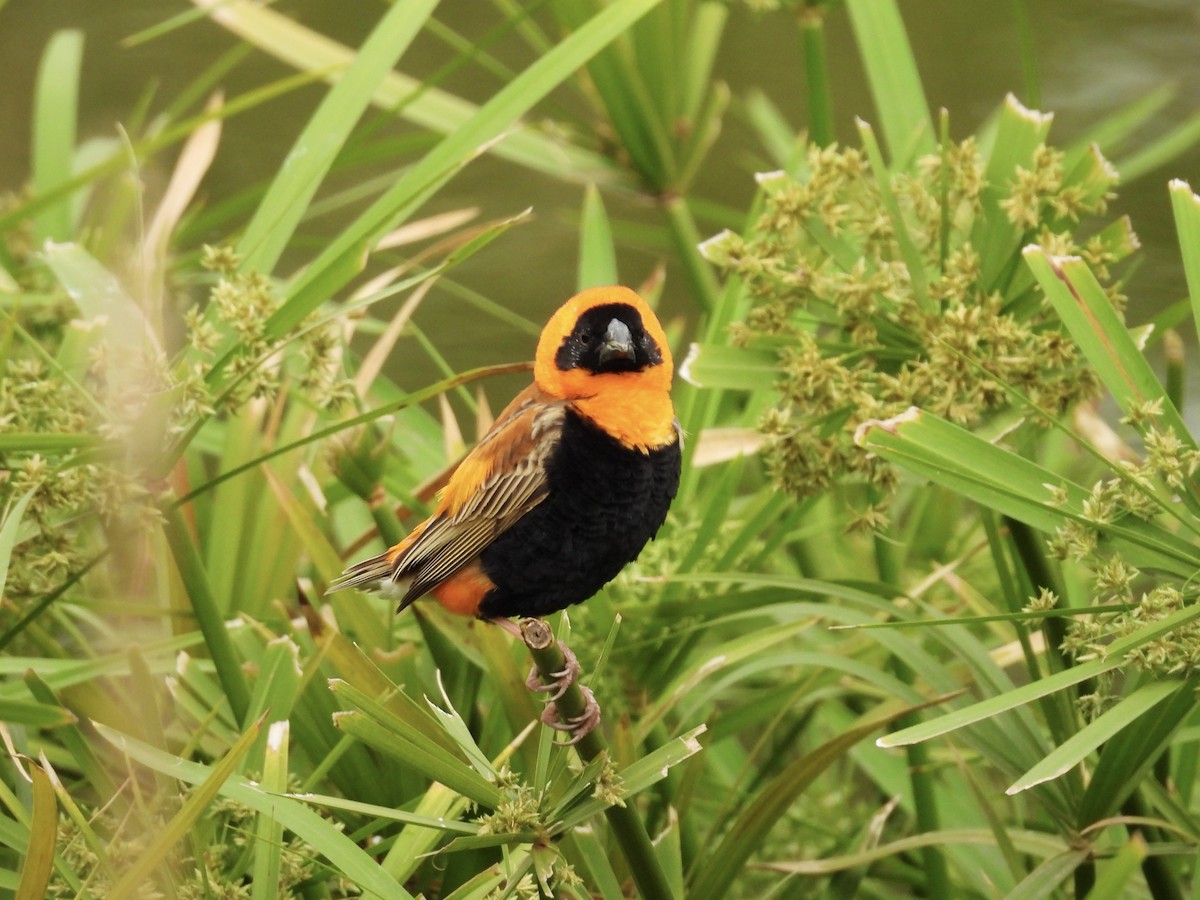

left=515, top=617, right=602, bottom=745
left=489, top=616, right=524, bottom=640
left=539, top=686, right=601, bottom=745
left=523, top=640, right=581, bottom=701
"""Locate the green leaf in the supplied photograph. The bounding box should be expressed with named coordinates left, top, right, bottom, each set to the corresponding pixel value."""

left=250, top=721, right=288, bottom=900
left=238, top=0, right=441, bottom=274
left=330, top=685, right=503, bottom=808
left=0, top=434, right=102, bottom=452
left=1006, top=679, right=1184, bottom=794
left=32, top=30, right=83, bottom=242
left=678, top=342, right=780, bottom=391
left=1083, top=835, right=1147, bottom=900
left=1169, top=180, right=1200, bottom=350
left=0, top=489, right=36, bottom=601
left=1001, top=850, right=1090, bottom=900
left=554, top=726, right=707, bottom=832
left=94, top=722, right=413, bottom=899
left=278, top=0, right=666, bottom=324
left=0, top=698, right=76, bottom=728
left=844, top=0, right=933, bottom=164
left=855, top=408, right=1200, bottom=575
left=380, top=782, right=470, bottom=883
left=107, top=716, right=263, bottom=899
left=879, top=604, right=1200, bottom=748
left=245, top=636, right=303, bottom=726
left=759, top=828, right=1068, bottom=875
left=856, top=118, right=929, bottom=307
left=578, top=184, right=618, bottom=290
left=687, top=706, right=917, bottom=900
left=15, top=760, right=56, bottom=900
left=284, top=792, right=477, bottom=833
left=191, top=0, right=620, bottom=185
left=41, top=243, right=156, bottom=350
left=975, top=95, right=1053, bottom=289
left=1024, top=246, right=1191, bottom=442
left=1077, top=677, right=1199, bottom=826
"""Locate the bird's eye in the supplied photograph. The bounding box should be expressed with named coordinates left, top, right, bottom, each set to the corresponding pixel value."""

left=579, top=331, right=593, bottom=345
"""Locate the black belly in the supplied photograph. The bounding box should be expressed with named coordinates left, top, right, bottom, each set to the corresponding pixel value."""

left=477, top=410, right=681, bottom=618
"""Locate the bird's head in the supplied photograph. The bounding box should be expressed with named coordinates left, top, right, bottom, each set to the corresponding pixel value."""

left=535, top=286, right=673, bottom=400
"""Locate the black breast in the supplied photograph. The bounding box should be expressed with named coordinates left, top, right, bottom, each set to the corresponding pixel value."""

left=477, top=410, right=681, bottom=619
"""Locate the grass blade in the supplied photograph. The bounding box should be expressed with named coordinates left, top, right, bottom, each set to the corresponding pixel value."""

left=330, top=707, right=502, bottom=807
left=280, top=0, right=667, bottom=324
left=107, top=715, right=263, bottom=899
left=974, top=95, right=1054, bottom=288
left=1006, top=679, right=1183, bottom=795
left=160, top=503, right=251, bottom=725
left=879, top=604, right=1200, bottom=748
left=14, top=759, right=56, bottom=900
left=844, top=0, right=933, bottom=163
left=688, top=704, right=919, bottom=900
left=0, top=489, right=35, bottom=600
left=1169, top=180, right=1200, bottom=350
left=192, top=0, right=620, bottom=185
left=32, top=30, right=83, bottom=242
left=678, top=342, right=781, bottom=391
left=578, top=184, right=618, bottom=290
left=250, top=721, right=289, bottom=900
left=1077, top=677, right=1199, bottom=826
left=238, top=0, right=441, bottom=274
left=1024, top=246, right=1191, bottom=442
left=94, top=721, right=414, bottom=899
left=1081, top=835, right=1146, bottom=900
left=855, top=408, right=1200, bottom=575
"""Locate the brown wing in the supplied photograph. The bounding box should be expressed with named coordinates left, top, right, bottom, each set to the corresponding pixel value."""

left=328, top=384, right=566, bottom=605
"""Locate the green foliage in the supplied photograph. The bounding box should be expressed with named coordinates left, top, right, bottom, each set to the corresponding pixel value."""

left=4, top=1, right=1200, bottom=898
left=698, top=102, right=1130, bottom=519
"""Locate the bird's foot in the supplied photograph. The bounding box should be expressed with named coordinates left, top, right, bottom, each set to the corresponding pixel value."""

left=540, top=685, right=601, bottom=746
left=524, top=641, right=582, bottom=701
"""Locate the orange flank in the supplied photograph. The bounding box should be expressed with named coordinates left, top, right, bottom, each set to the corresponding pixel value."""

left=431, top=563, right=495, bottom=617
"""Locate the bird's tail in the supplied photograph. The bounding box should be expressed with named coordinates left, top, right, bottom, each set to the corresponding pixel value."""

left=326, top=550, right=425, bottom=614
left=325, top=550, right=396, bottom=595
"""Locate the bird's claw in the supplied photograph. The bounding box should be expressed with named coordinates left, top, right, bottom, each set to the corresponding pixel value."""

left=525, top=642, right=600, bottom=743
left=541, top=685, right=601, bottom=745
left=525, top=641, right=582, bottom=702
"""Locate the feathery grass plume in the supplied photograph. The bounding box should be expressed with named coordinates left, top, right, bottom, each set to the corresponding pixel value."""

left=702, top=113, right=1130, bottom=521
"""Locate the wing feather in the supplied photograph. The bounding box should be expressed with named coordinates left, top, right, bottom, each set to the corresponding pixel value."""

left=384, top=385, right=565, bottom=603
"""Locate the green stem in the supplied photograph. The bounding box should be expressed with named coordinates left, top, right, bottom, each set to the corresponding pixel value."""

left=799, top=6, right=834, bottom=147
left=1003, top=516, right=1068, bottom=671
left=520, top=620, right=674, bottom=900
left=1122, top=795, right=1183, bottom=900
left=1164, top=329, right=1185, bottom=415
left=161, top=503, right=250, bottom=726
left=1010, top=0, right=1041, bottom=109
left=661, top=194, right=720, bottom=315
left=874, top=510, right=950, bottom=898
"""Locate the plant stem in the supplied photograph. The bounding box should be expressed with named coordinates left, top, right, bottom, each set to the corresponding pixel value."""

left=1009, top=0, right=1041, bottom=109
left=661, top=193, right=720, bottom=315
left=1164, top=329, right=1185, bottom=414
left=520, top=619, right=675, bottom=900
left=161, top=503, right=250, bottom=726
left=799, top=5, right=834, bottom=147
left=874, top=512, right=950, bottom=898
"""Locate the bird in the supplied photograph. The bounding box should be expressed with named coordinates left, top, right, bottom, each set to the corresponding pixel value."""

left=329, top=286, right=681, bottom=742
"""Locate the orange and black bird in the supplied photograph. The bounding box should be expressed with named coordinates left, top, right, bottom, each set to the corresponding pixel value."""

left=329, top=286, right=681, bottom=741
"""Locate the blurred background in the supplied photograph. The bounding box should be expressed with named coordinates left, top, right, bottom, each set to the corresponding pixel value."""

left=2, top=0, right=1198, bottom=381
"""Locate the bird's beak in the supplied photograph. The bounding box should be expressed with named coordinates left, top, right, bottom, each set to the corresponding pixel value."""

left=597, top=318, right=635, bottom=366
